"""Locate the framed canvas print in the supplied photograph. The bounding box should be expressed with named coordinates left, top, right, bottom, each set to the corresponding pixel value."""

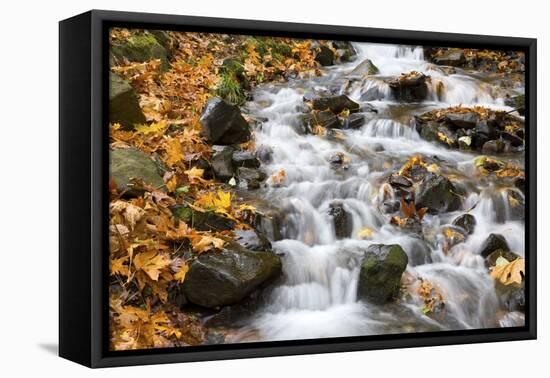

left=59, top=10, right=536, bottom=368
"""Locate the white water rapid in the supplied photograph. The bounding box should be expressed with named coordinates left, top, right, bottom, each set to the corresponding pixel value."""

left=229, top=43, right=525, bottom=342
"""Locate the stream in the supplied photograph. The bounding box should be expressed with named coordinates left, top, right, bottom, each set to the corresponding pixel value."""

left=228, top=43, right=525, bottom=342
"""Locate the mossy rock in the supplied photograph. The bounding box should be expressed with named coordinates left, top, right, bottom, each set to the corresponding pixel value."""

left=350, top=58, right=379, bottom=76
left=109, top=72, right=146, bottom=129
left=170, top=204, right=236, bottom=231
left=183, top=248, right=282, bottom=308
left=358, top=244, right=408, bottom=304
left=111, top=32, right=170, bottom=72
left=110, top=148, right=165, bottom=195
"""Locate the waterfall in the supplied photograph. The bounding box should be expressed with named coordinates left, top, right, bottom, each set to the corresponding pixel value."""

left=233, top=42, right=524, bottom=341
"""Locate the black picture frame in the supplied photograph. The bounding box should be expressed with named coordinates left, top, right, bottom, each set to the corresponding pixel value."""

left=59, top=9, right=537, bottom=368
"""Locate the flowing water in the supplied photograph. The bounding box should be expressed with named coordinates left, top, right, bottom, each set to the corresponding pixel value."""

left=229, top=43, right=525, bottom=341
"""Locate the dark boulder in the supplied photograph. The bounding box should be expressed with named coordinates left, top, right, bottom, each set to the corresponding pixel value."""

left=350, top=58, right=379, bottom=76
left=314, top=45, right=335, bottom=66
left=210, top=145, right=235, bottom=179
left=311, top=94, right=361, bottom=114
left=110, top=148, right=164, bottom=195
left=479, top=233, right=510, bottom=258
left=170, top=204, right=236, bottom=231
left=183, top=248, right=282, bottom=308
left=333, top=41, right=357, bottom=62
left=445, top=112, right=480, bottom=129
left=504, top=287, right=525, bottom=312
left=452, top=214, right=477, bottom=235
left=415, top=173, right=461, bottom=213
left=388, top=173, right=413, bottom=188
left=310, top=110, right=343, bottom=129
left=388, top=72, right=429, bottom=102
left=200, top=97, right=251, bottom=145
left=357, top=244, right=408, bottom=304
left=328, top=201, right=352, bottom=239
left=109, top=72, right=146, bottom=129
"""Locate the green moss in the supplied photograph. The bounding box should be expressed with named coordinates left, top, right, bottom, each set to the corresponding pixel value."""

left=111, top=32, right=170, bottom=72
left=215, top=73, right=246, bottom=105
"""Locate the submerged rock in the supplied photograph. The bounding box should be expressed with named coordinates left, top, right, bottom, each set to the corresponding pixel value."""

left=328, top=201, right=352, bottom=239
left=357, top=244, right=408, bottom=304
left=183, top=248, right=282, bottom=308
left=479, top=233, right=510, bottom=258
left=109, top=72, right=146, bottom=129
left=233, top=229, right=272, bottom=251
left=237, top=167, right=267, bottom=189
left=200, top=97, right=251, bottom=145
left=232, top=150, right=261, bottom=169
left=452, top=214, right=477, bottom=235
left=110, top=148, right=164, bottom=195
left=415, top=173, right=461, bottom=213
left=310, top=110, right=343, bottom=129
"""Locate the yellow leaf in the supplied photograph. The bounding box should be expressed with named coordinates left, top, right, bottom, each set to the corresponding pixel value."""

left=133, top=251, right=171, bottom=281
left=135, top=120, right=168, bottom=135
left=192, top=235, right=225, bottom=253
left=357, top=227, right=375, bottom=239
left=184, top=167, right=205, bottom=183
left=173, top=263, right=189, bottom=283
left=165, top=175, right=178, bottom=193
left=110, top=200, right=145, bottom=230
left=491, top=257, right=525, bottom=286
left=110, top=256, right=129, bottom=276
left=164, top=137, right=183, bottom=167
left=194, top=190, right=232, bottom=213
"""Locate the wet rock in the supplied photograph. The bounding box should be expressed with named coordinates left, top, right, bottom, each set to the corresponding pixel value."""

left=232, top=150, right=261, bottom=169
left=445, top=112, right=480, bottom=129
left=381, top=200, right=400, bottom=214
left=183, top=248, right=282, bottom=308
left=406, top=238, right=433, bottom=266
left=452, top=214, right=476, bottom=235
left=479, top=233, right=510, bottom=258
left=388, top=72, right=429, bottom=102
left=357, top=244, right=408, bottom=304
left=514, top=176, right=525, bottom=194
left=109, top=72, right=146, bottom=129
left=111, top=32, right=170, bottom=71
left=333, top=41, right=357, bottom=62
left=255, top=145, right=274, bottom=163
left=310, top=94, right=361, bottom=114
left=237, top=167, right=266, bottom=189
left=415, top=173, right=461, bottom=213
left=170, top=204, right=236, bottom=231
left=234, top=229, right=271, bottom=251
left=388, top=173, right=413, bottom=188
left=485, top=249, right=520, bottom=267
left=314, top=45, right=335, bottom=66
left=200, top=97, right=251, bottom=145
left=432, top=50, right=466, bottom=67
left=501, top=131, right=524, bottom=147
left=344, top=113, right=366, bottom=129
left=350, top=58, right=379, bottom=76
left=481, top=139, right=508, bottom=154
left=328, top=152, right=350, bottom=170
left=441, top=225, right=467, bottom=251
left=167, top=283, right=188, bottom=309
left=110, top=148, right=165, bottom=195
left=505, top=94, right=525, bottom=116
left=328, top=201, right=352, bottom=239
left=504, top=287, right=525, bottom=312
left=360, top=85, right=385, bottom=101
left=310, top=110, right=343, bottom=129
left=210, top=145, right=235, bottom=179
